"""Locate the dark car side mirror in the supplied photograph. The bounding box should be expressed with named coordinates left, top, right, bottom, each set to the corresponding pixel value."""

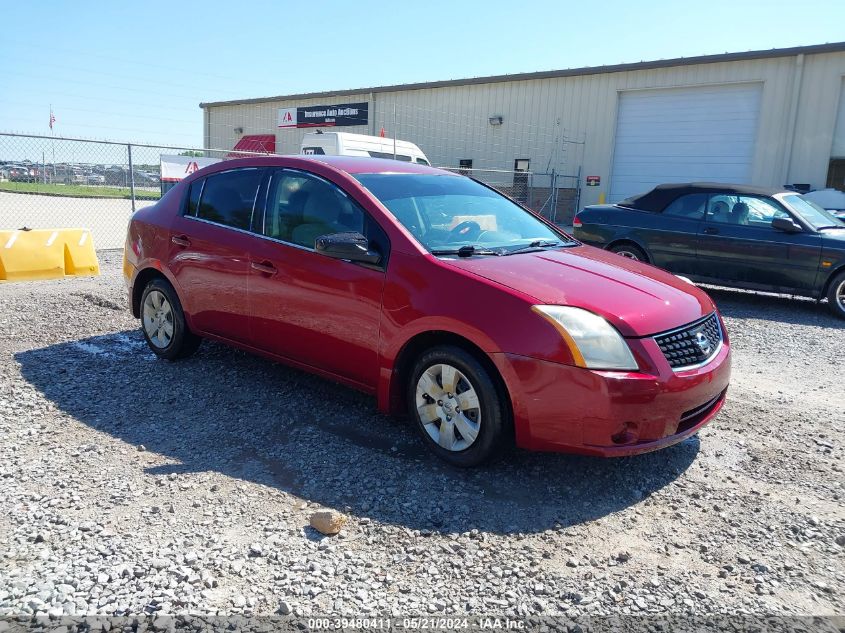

left=315, top=232, right=381, bottom=265
left=772, top=217, right=803, bottom=233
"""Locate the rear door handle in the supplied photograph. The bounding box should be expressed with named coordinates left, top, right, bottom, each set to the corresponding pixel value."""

left=250, top=261, right=277, bottom=276
left=171, top=235, right=191, bottom=247
left=703, top=227, right=720, bottom=235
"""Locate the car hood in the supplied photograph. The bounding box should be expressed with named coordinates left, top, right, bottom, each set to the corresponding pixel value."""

left=444, top=245, right=715, bottom=337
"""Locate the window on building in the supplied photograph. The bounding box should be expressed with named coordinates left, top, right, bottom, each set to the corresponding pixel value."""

left=196, top=169, right=263, bottom=231
left=458, top=159, right=473, bottom=174
left=827, top=158, right=845, bottom=191
left=513, top=159, right=530, bottom=203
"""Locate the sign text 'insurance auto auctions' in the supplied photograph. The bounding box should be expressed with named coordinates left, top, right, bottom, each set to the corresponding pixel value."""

left=277, top=102, right=369, bottom=129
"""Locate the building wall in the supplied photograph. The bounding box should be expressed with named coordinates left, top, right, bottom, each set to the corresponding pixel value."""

left=204, top=50, right=845, bottom=208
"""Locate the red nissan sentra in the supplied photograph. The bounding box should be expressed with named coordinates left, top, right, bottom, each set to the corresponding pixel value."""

left=124, top=156, right=730, bottom=467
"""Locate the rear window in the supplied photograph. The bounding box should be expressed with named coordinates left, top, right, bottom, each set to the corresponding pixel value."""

left=367, top=151, right=412, bottom=162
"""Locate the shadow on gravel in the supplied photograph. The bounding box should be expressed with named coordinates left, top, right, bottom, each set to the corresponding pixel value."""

left=704, top=286, right=845, bottom=328
left=16, top=330, right=698, bottom=535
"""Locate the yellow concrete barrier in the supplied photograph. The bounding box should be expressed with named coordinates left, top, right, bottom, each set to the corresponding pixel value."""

left=0, top=228, right=100, bottom=281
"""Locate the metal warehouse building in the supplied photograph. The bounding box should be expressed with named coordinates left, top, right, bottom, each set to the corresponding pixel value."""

left=201, top=42, right=845, bottom=222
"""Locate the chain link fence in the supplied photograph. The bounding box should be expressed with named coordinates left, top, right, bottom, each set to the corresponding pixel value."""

left=1, top=129, right=581, bottom=250
left=0, top=133, right=270, bottom=249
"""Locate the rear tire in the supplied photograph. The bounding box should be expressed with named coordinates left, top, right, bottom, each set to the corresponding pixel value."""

left=609, top=243, right=648, bottom=262
left=140, top=278, right=201, bottom=360
left=826, top=271, right=845, bottom=320
left=408, top=345, right=510, bottom=467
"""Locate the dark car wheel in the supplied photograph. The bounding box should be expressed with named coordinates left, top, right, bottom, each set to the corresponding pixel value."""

left=408, top=345, right=510, bottom=467
left=609, top=243, right=648, bottom=262
left=140, top=278, right=202, bottom=360
left=827, top=271, right=845, bottom=320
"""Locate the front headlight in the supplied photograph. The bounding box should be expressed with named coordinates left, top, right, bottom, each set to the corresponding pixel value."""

left=532, top=305, right=639, bottom=371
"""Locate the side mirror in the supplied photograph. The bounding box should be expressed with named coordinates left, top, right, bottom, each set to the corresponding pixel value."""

left=315, top=232, right=381, bottom=265
left=772, top=217, right=802, bottom=233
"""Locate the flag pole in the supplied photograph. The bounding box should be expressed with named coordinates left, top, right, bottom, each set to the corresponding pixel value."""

left=50, top=104, right=55, bottom=183
left=49, top=103, right=56, bottom=184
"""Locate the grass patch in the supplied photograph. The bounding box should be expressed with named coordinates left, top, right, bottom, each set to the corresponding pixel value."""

left=0, top=181, right=161, bottom=200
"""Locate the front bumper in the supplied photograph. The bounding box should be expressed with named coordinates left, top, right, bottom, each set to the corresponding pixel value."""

left=492, top=339, right=731, bottom=457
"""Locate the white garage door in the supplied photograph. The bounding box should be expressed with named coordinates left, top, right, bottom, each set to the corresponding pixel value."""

left=609, top=83, right=762, bottom=202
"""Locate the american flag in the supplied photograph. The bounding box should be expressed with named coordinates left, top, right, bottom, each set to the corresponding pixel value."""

left=49, top=110, right=56, bottom=130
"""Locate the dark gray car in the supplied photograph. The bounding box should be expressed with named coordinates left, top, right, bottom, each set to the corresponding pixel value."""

left=572, top=182, right=845, bottom=318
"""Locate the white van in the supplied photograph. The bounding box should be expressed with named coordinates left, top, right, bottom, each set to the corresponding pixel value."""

left=300, top=132, right=430, bottom=165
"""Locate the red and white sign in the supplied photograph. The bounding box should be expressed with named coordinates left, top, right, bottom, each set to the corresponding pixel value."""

left=160, top=155, right=221, bottom=183
left=277, top=107, right=297, bottom=128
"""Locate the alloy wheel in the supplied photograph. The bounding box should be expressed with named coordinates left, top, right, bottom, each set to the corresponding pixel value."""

left=615, top=249, right=640, bottom=260
left=415, top=363, right=482, bottom=452
left=142, top=290, right=174, bottom=349
left=837, top=279, right=845, bottom=312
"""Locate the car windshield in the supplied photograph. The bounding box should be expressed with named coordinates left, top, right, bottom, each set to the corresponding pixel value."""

left=354, top=173, right=569, bottom=253
left=779, top=193, right=845, bottom=229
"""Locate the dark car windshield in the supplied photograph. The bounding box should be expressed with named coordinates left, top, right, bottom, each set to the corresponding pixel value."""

left=779, top=194, right=845, bottom=230
left=354, top=173, right=569, bottom=253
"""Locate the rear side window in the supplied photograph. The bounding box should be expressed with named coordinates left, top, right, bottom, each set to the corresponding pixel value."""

left=663, top=193, right=707, bottom=219
left=185, top=180, right=203, bottom=217
left=196, top=169, right=263, bottom=231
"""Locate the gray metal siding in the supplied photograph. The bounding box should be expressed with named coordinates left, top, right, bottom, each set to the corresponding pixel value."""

left=205, top=50, right=845, bottom=207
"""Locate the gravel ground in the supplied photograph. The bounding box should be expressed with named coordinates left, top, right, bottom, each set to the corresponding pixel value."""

left=0, top=250, right=843, bottom=619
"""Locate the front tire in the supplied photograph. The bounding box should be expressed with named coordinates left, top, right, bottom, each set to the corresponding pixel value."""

left=140, top=278, right=201, bottom=360
left=609, top=243, right=648, bottom=262
left=826, top=271, right=845, bottom=320
left=408, top=345, right=510, bottom=467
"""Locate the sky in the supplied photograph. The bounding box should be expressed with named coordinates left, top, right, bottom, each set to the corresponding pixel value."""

left=2, top=0, right=844, bottom=149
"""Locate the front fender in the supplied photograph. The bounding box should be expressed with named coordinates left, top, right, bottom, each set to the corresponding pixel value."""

left=376, top=315, right=502, bottom=415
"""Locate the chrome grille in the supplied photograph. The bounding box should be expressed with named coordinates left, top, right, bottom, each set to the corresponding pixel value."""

left=654, top=313, right=722, bottom=370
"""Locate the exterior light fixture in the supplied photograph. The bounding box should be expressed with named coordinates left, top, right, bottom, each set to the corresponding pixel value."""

left=488, top=116, right=503, bottom=126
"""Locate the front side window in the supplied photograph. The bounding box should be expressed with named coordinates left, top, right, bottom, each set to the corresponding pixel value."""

left=354, top=173, right=568, bottom=252
left=196, top=168, right=263, bottom=231
left=264, top=171, right=365, bottom=249
left=663, top=193, right=707, bottom=220
left=707, top=194, right=789, bottom=228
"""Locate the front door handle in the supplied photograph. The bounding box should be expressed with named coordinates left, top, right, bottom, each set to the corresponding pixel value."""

left=171, top=234, right=191, bottom=247
left=251, top=261, right=277, bottom=276
left=703, top=227, right=720, bottom=235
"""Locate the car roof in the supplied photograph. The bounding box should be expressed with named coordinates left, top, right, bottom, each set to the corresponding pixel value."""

left=620, top=182, right=788, bottom=213
left=214, top=154, right=452, bottom=176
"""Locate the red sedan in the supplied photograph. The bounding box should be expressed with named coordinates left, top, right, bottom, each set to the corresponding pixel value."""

left=124, top=156, right=730, bottom=467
